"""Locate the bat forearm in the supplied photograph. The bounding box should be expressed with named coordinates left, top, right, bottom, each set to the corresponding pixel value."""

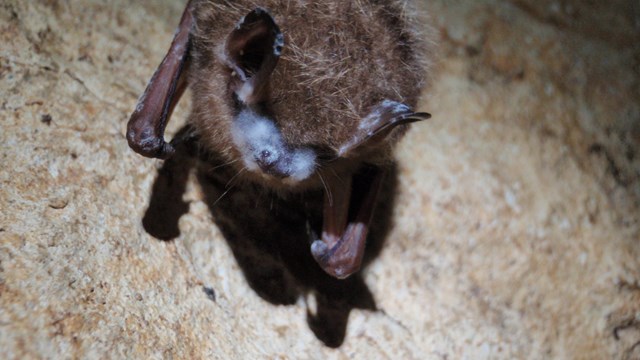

left=126, top=0, right=195, bottom=159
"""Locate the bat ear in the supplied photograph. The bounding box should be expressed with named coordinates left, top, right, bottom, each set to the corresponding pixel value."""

left=224, top=8, right=283, bottom=105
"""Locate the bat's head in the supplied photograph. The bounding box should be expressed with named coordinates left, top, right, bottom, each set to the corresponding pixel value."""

left=188, top=5, right=431, bottom=190
left=218, top=9, right=319, bottom=185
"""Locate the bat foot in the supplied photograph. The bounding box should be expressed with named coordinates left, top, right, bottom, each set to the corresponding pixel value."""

left=310, top=240, right=359, bottom=280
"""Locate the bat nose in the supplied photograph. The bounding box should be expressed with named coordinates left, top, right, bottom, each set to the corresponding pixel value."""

left=255, top=150, right=288, bottom=178
left=256, top=149, right=276, bottom=169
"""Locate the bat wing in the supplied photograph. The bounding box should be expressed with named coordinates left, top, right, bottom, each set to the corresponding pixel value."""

left=126, top=0, right=195, bottom=159
left=338, top=100, right=430, bottom=158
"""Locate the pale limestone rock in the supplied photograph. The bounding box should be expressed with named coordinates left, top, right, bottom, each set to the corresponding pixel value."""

left=1, top=0, right=638, bottom=359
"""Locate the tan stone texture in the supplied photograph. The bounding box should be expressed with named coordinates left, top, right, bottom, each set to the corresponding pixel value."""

left=1, top=0, right=639, bottom=358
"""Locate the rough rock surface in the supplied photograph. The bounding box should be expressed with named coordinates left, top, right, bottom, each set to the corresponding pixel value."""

left=1, top=0, right=639, bottom=358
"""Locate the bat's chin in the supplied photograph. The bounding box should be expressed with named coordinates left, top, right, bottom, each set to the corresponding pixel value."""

left=246, top=163, right=290, bottom=182
left=241, top=167, right=322, bottom=193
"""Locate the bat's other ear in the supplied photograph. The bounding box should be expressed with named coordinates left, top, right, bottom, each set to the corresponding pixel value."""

left=126, top=0, right=194, bottom=159
left=225, top=8, right=283, bottom=105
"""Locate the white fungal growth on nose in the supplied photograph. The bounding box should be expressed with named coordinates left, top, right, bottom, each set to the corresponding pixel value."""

left=231, top=110, right=277, bottom=171
left=231, top=109, right=316, bottom=182
left=288, top=147, right=316, bottom=182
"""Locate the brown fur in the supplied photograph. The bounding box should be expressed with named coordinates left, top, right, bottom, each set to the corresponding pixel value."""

left=188, top=0, right=433, bottom=191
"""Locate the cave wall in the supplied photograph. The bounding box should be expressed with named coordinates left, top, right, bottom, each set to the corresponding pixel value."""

left=1, top=0, right=639, bottom=358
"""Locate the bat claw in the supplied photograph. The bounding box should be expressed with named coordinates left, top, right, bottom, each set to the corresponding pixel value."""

left=157, top=141, right=176, bottom=159
left=338, top=101, right=431, bottom=157
left=401, top=112, right=431, bottom=122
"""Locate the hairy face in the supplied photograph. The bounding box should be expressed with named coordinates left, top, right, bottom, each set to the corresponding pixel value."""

left=187, top=1, right=431, bottom=189
left=231, top=109, right=317, bottom=183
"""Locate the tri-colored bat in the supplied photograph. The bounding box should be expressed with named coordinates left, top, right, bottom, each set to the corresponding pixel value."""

left=127, top=0, right=432, bottom=279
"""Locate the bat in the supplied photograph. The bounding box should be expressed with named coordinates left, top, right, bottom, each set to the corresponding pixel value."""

left=127, top=0, right=432, bottom=279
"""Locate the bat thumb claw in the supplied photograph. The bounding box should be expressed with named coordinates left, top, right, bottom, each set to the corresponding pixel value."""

left=157, top=141, right=176, bottom=159
left=401, top=112, right=431, bottom=122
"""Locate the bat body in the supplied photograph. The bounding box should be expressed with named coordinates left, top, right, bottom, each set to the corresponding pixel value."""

left=127, top=0, right=432, bottom=279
